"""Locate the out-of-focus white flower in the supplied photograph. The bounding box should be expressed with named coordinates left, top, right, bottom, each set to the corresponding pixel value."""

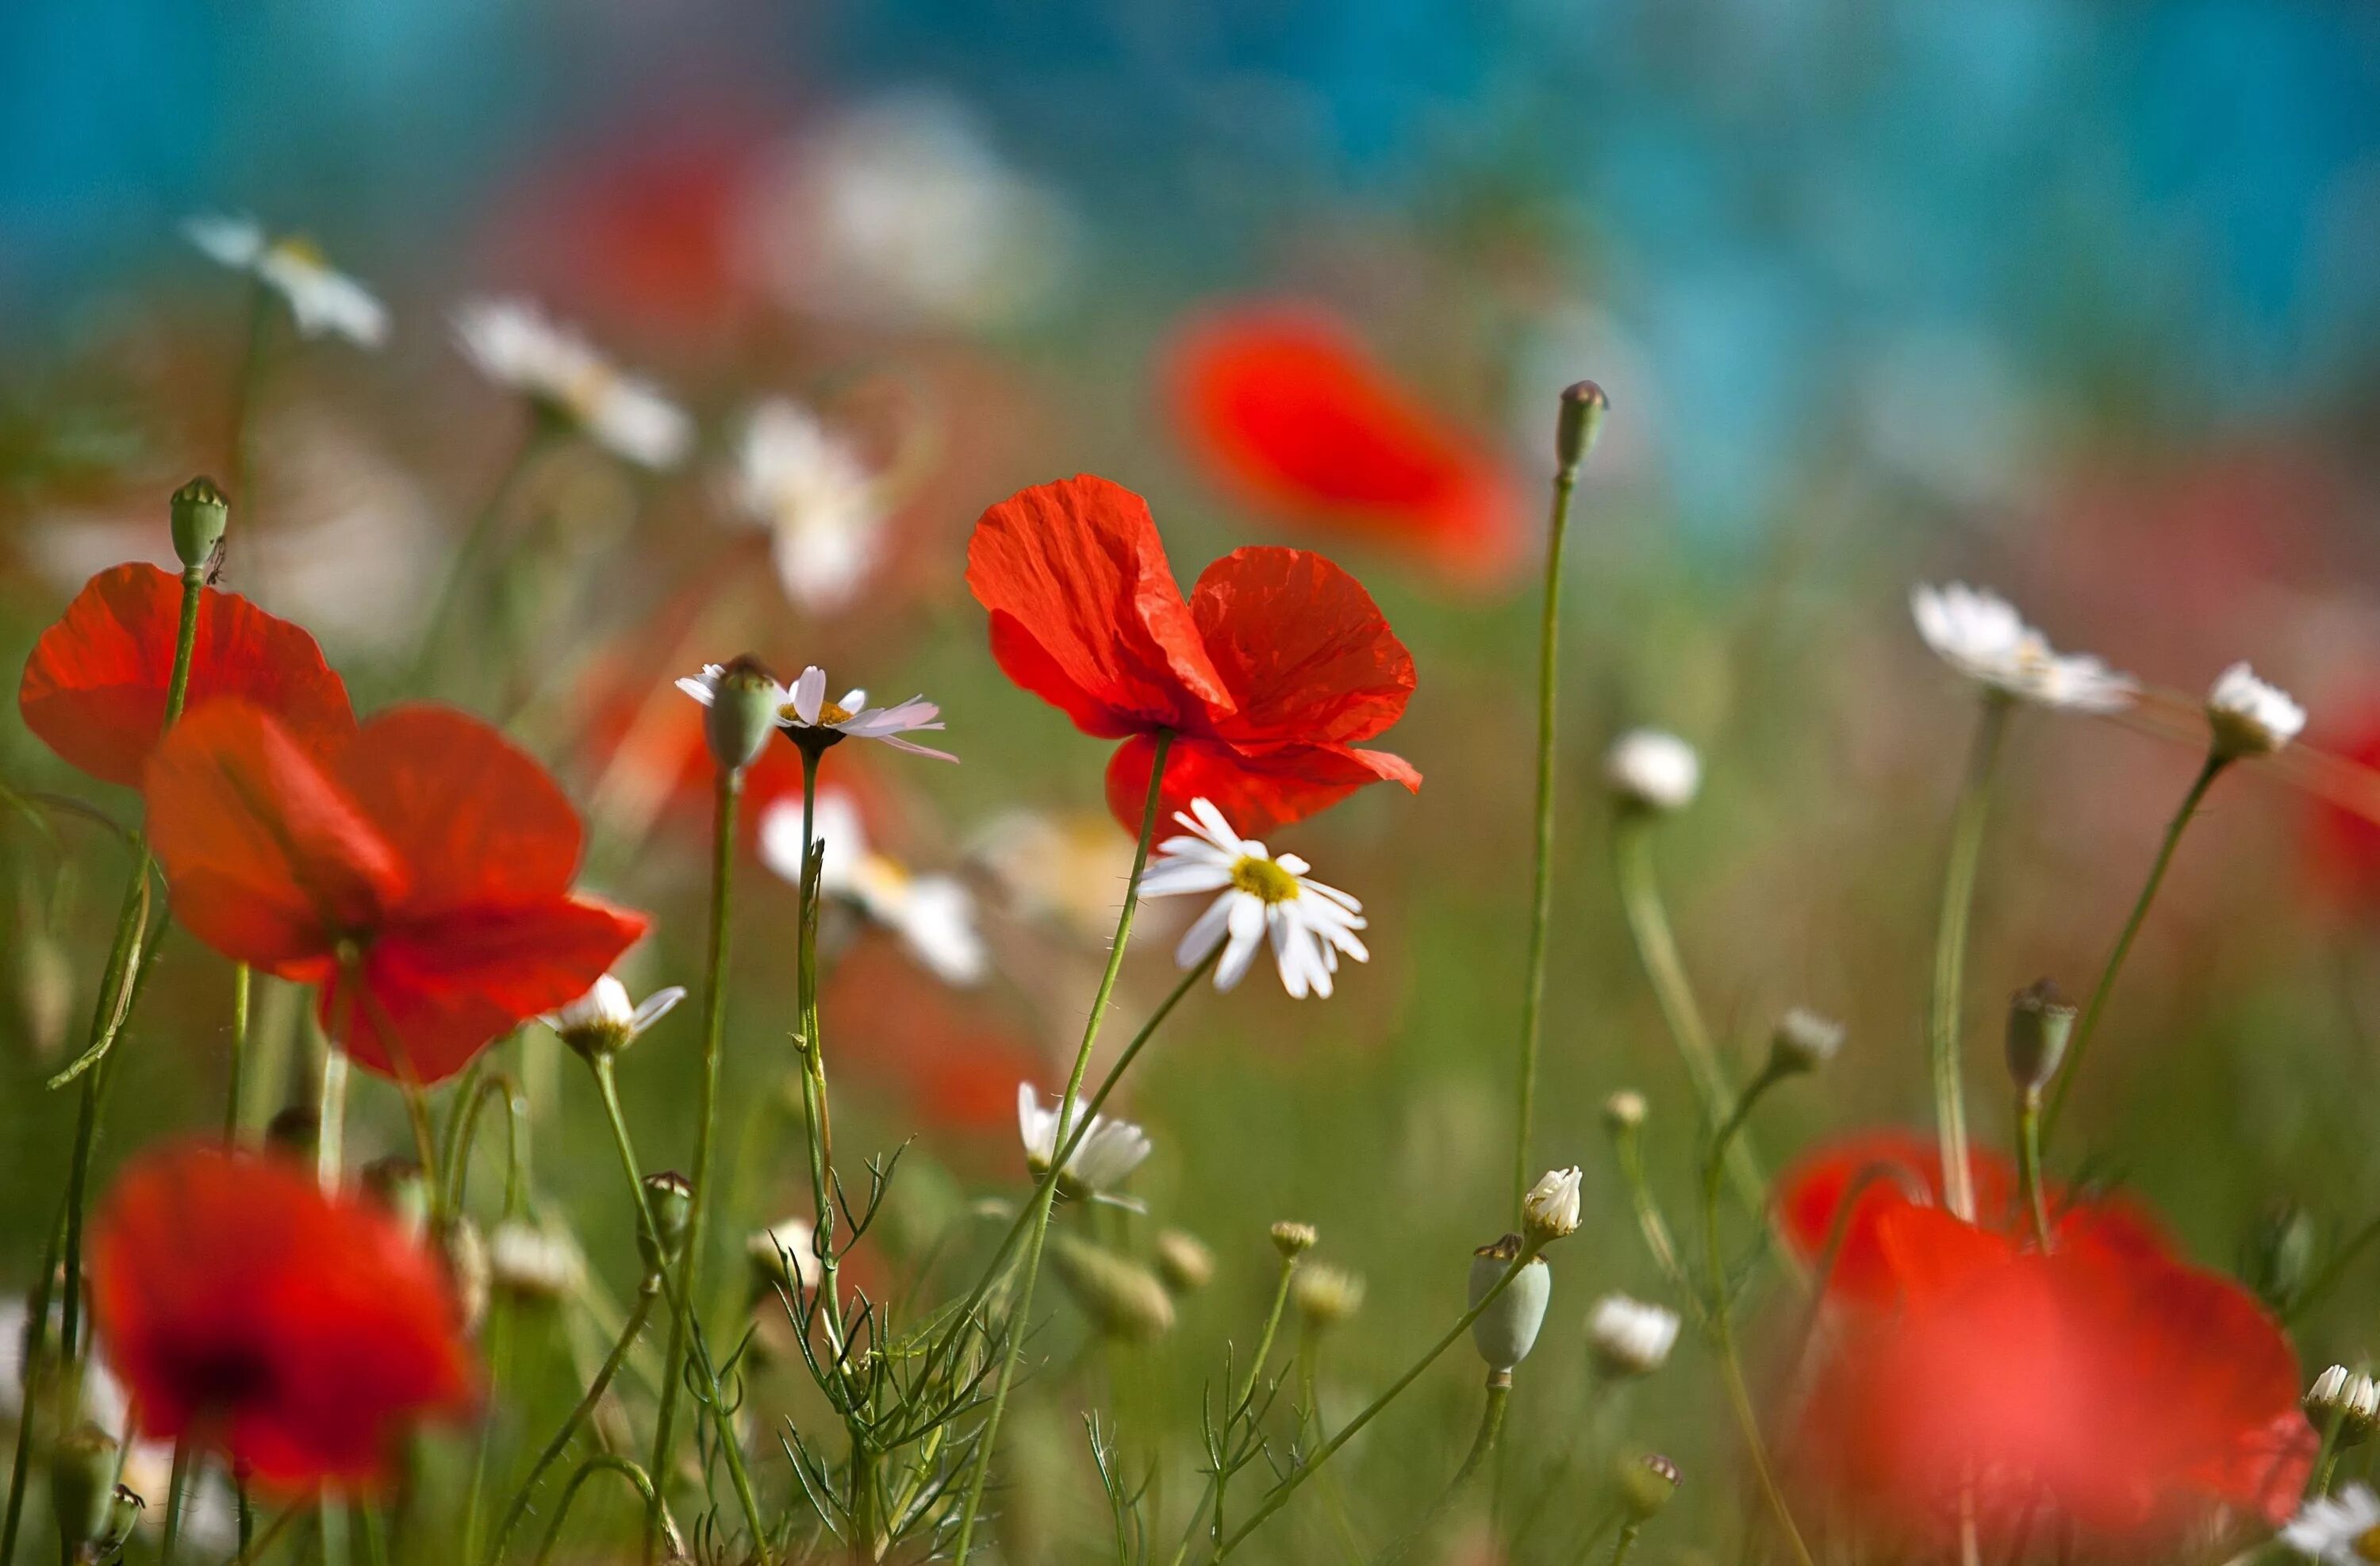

left=2207, top=661, right=2306, bottom=758
left=758, top=789, right=985, bottom=986
left=1770, top=1008, right=1845, bottom=1075
left=1138, top=797, right=1368, bottom=999
left=1910, top=583, right=2136, bottom=712
left=748, top=1217, right=823, bottom=1292
left=734, top=399, right=886, bottom=612
left=966, top=809, right=1138, bottom=943
left=1522, top=1166, right=1583, bottom=1242
left=541, top=975, right=685, bottom=1057
left=2282, top=1482, right=2380, bottom=1562
left=1586, top=1293, right=1681, bottom=1378
left=737, top=94, right=1076, bottom=332
left=454, top=297, right=692, bottom=469
left=1603, top=729, right=1700, bottom=812
left=489, top=1220, right=585, bottom=1301
left=185, top=214, right=389, bottom=347
left=1017, top=1084, right=1152, bottom=1198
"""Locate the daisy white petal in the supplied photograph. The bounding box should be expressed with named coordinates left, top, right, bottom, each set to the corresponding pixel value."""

left=1138, top=796, right=1370, bottom=999
left=790, top=666, right=827, bottom=726
left=1910, top=582, right=2136, bottom=712
left=2207, top=660, right=2306, bottom=758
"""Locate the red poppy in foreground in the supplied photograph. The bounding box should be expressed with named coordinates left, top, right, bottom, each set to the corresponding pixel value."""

left=968, top=474, right=1420, bottom=833
left=1164, top=301, right=1528, bottom=586
left=2305, top=708, right=2380, bottom=912
left=1779, top=1133, right=2314, bottom=1547
left=91, top=1142, right=474, bottom=1489
left=144, top=700, right=647, bottom=1083
left=18, top=562, right=355, bottom=788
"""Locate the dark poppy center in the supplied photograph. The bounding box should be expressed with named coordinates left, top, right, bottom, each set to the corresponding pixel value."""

left=175, top=1343, right=279, bottom=1410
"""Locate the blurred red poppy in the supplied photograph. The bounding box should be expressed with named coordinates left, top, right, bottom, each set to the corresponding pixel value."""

left=143, top=701, right=647, bottom=1083
left=91, top=1142, right=474, bottom=1489
left=1165, top=302, right=1528, bottom=586
left=18, top=563, right=355, bottom=789
left=1779, top=1134, right=2313, bottom=1545
left=825, top=942, right=1046, bottom=1137
left=968, top=474, right=1420, bottom=833
left=2306, top=708, right=2380, bottom=911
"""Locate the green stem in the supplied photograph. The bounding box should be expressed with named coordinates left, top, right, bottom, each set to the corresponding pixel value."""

left=1211, top=1249, right=1538, bottom=1559
left=534, top=1457, right=659, bottom=1566
left=0, top=1215, right=65, bottom=1565
left=1514, top=448, right=1582, bottom=1223
left=225, top=965, right=251, bottom=1142
left=2287, top=1213, right=2380, bottom=1324
left=647, top=765, right=740, bottom=1557
left=1606, top=1522, right=1641, bottom=1566
left=409, top=424, right=550, bottom=692
left=460, top=1291, right=511, bottom=1562
left=949, top=731, right=1175, bottom=1561
left=487, top=1274, right=659, bottom=1565
left=2042, top=752, right=2227, bottom=1141
left=317, top=1044, right=350, bottom=1189
left=1372, top=1380, right=1509, bottom=1565
left=789, top=750, right=855, bottom=1370
left=159, top=1441, right=194, bottom=1566
left=2017, top=1088, right=2052, bottom=1249
left=232, top=1497, right=305, bottom=1564
left=1212, top=1252, right=1300, bottom=1543
left=1927, top=697, right=2010, bottom=1220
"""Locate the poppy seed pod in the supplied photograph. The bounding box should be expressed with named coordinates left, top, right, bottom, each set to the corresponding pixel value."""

left=704, top=655, right=785, bottom=773
left=48, top=1424, right=119, bottom=1552
left=170, top=475, right=229, bottom=570
left=1049, top=1234, right=1176, bottom=1341
left=1468, top=1235, right=1551, bottom=1372
left=1154, top=1230, right=1214, bottom=1295
left=97, top=1483, right=146, bottom=1560
left=641, top=1171, right=694, bottom=1272
left=1617, top=1453, right=1680, bottom=1522
left=1557, top=381, right=1610, bottom=472
left=2005, top=979, right=2076, bottom=1093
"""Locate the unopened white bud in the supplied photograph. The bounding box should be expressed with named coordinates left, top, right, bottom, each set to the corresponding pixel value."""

left=1602, top=1091, right=1647, bottom=1133
left=2206, top=662, right=2305, bottom=758
left=489, top=1219, right=584, bottom=1302
left=1769, top=1008, right=1844, bottom=1075
left=1586, top=1293, right=1681, bottom=1379
left=1603, top=729, right=1700, bottom=813
left=1292, top=1264, right=1366, bottom=1330
left=1522, top=1165, right=1583, bottom=1243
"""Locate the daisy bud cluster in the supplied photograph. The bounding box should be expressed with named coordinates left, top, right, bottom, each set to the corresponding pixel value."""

left=1271, top=1220, right=1319, bottom=1258
left=1522, top=1165, right=1583, bottom=1244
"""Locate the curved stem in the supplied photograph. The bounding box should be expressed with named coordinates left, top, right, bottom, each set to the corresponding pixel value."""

left=1927, top=697, right=2009, bottom=1221
left=1371, top=1380, right=1509, bottom=1565
left=488, top=1275, right=660, bottom=1565
left=2041, top=751, right=2226, bottom=1142
left=409, top=423, right=551, bottom=692
left=949, top=731, right=1175, bottom=1561
left=1514, top=451, right=1582, bottom=1222
left=533, top=1457, right=661, bottom=1566
left=647, top=766, right=740, bottom=1557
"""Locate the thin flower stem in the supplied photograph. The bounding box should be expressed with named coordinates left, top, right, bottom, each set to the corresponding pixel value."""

left=487, top=1273, right=660, bottom=1565
left=1210, top=1249, right=1538, bottom=1560
left=1611, top=817, right=1768, bottom=1221
left=647, top=765, right=740, bottom=1558
left=409, top=422, right=551, bottom=691
left=1606, top=1522, right=1641, bottom=1565
left=1514, top=440, right=1584, bottom=1224
left=534, top=1457, right=660, bottom=1566
left=460, top=1292, right=512, bottom=1562
left=318, top=1044, right=351, bottom=1189
left=2042, top=751, right=2228, bottom=1142
left=233, top=1497, right=306, bottom=1565
left=1211, top=1251, right=1300, bottom=1544
left=789, top=750, right=855, bottom=1368
left=2016, top=1088, right=2052, bottom=1249
left=949, top=731, right=1177, bottom=1562
left=1927, top=696, right=2009, bottom=1221
left=159, top=1440, right=195, bottom=1566
left=1609, top=1123, right=1699, bottom=1318
left=0, top=1215, right=64, bottom=1566
left=1374, top=1379, right=1511, bottom=1564
left=225, top=964, right=251, bottom=1142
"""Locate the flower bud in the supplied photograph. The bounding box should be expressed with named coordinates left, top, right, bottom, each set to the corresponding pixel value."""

left=170, top=475, right=229, bottom=570
left=1522, top=1166, right=1583, bottom=1244
left=1586, top=1293, right=1681, bottom=1380
left=1615, top=1453, right=1679, bottom=1522
left=640, top=1171, right=694, bottom=1272
left=360, top=1157, right=430, bottom=1242
left=1768, top=1008, right=1844, bottom=1076
left=549, top=976, right=638, bottom=1061
left=1292, top=1264, right=1367, bottom=1331
left=1602, top=1090, right=1647, bottom=1134
left=2306, top=1364, right=2380, bottom=1446
left=1269, top=1221, right=1317, bottom=1259
left=2206, top=662, right=2305, bottom=759
left=1556, top=382, right=1610, bottom=472
left=704, top=656, right=785, bottom=773
left=1049, top=1234, right=1175, bottom=1341
left=1468, top=1235, right=1552, bottom=1372
left=490, top=1219, right=585, bottom=1303
left=2004, top=978, right=2075, bottom=1094
left=48, top=1424, right=118, bottom=1552
left=2240, top=1199, right=2317, bottom=1312
left=1603, top=729, right=1699, bottom=814
left=1154, top=1230, right=1214, bottom=1295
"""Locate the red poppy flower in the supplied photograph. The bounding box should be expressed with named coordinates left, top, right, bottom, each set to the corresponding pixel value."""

left=825, top=942, right=1047, bottom=1136
left=1779, top=1134, right=2314, bottom=1545
left=2305, top=708, right=2380, bottom=912
left=968, top=474, right=1420, bottom=833
left=143, top=700, right=648, bottom=1083
left=19, top=562, right=354, bottom=789
left=1164, top=302, right=1529, bottom=586
left=90, top=1142, right=474, bottom=1489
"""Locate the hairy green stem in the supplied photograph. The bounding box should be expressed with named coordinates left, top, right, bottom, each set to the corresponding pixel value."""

left=1927, top=697, right=2008, bottom=1220
left=949, top=731, right=1175, bottom=1560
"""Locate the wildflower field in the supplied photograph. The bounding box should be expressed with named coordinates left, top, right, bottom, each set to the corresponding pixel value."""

left=8, top=7, right=2380, bottom=1564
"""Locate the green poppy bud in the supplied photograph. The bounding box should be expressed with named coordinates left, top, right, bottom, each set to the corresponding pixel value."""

left=2005, top=978, right=2076, bottom=1094
left=170, top=476, right=229, bottom=571
left=641, top=1171, right=694, bottom=1272
left=1556, top=382, right=1609, bottom=473
left=48, top=1423, right=118, bottom=1551
left=1468, top=1235, right=1551, bottom=1372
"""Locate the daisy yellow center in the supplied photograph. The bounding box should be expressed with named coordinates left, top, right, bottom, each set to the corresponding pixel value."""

left=269, top=235, right=328, bottom=270
left=561, top=361, right=618, bottom=424
left=1230, top=854, right=1300, bottom=905
left=2359, top=1526, right=2380, bottom=1562
left=818, top=698, right=855, bottom=725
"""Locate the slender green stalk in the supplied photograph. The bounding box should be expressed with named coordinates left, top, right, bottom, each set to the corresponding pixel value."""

left=2016, top=1088, right=2052, bottom=1249
left=788, top=750, right=854, bottom=1368
left=159, top=1441, right=195, bottom=1566
left=647, top=766, right=740, bottom=1556
left=488, top=1274, right=660, bottom=1564
left=535, top=1457, right=660, bottom=1566
left=1513, top=438, right=1585, bottom=1222
left=1372, top=1380, right=1509, bottom=1564
left=355, top=1506, right=388, bottom=1566
left=2042, top=752, right=2227, bottom=1140
left=1607, top=1522, right=1641, bottom=1565
left=225, top=965, right=251, bottom=1142
left=317, top=1045, right=350, bottom=1189
left=0, top=1215, right=65, bottom=1565
left=1608, top=1121, right=1697, bottom=1316
left=233, top=1497, right=306, bottom=1564
left=1926, top=697, right=2009, bottom=1220
left=1211, top=1251, right=1300, bottom=1543
left=409, top=424, right=551, bottom=691
left=949, top=731, right=1176, bottom=1561
left=2307, top=1399, right=2350, bottom=1500
left=460, top=1290, right=513, bottom=1561
left=1211, top=1249, right=1538, bottom=1558
left=1612, top=819, right=1766, bottom=1218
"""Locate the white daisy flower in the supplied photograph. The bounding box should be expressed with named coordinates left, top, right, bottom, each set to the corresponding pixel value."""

left=1586, top=1293, right=1682, bottom=1379
left=1603, top=728, right=1700, bottom=812
left=1522, top=1165, right=1583, bottom=1242
left=185, top=213, right=390, bottom=347
left=674, top=662, right=955, bottom=762
left=758, top=789, right=985, bottom=986
left=489, top=1219, right=585, bottom=1301
left=1017, top=1083, right=1153, bottom=1198
left=1138, top=797, right=1368, bottom=999
left=453, top=297, right=692, bottom=470
left=1910, top=582, right=2136, bottom=712
left=735, top=399, right=886, bottom=612
left=2207, top=660, right=2306, bottom=758
left=2282, top=1483, right=2380, bottom=1562
left=540, top=975, right=685, bottom=1058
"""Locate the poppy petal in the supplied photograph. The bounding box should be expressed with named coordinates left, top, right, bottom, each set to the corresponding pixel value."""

left=1776, top=1130, right=2022, bottom=1304
left=1187, top=547, right=1417, bottom=745
left=1104, top=733, right=1418, bottom=836
left=21, top=563, right=355, bottom=789
left=968, top=475, right=1233, bottom=734
left=1165, top=303, right=1529, bottom=585
left=332, top=705, right=588, bottom=914
left=328, top=896, right=649, bottom=1083
left=143, top=702, right=407, bottom=969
